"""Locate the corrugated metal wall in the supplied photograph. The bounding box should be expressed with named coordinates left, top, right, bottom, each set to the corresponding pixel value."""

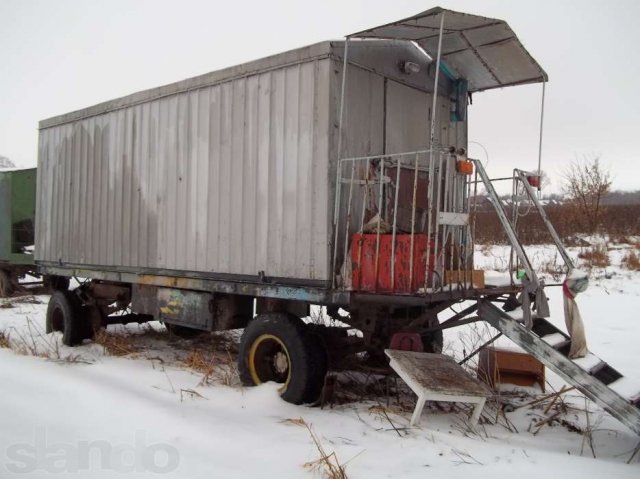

left=385, top=79, right=467, bottom=152
left=36, top=58, right=332, bottom=281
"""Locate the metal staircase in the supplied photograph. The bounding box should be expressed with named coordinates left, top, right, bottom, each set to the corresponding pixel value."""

left=473, top=163, right=640, bottom=435
left=479, top=300, right=640, bottom=436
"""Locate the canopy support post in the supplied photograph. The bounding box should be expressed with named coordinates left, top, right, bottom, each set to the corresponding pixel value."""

left=425, top=12, right=445, bottom=290
left=536, top=81, right=546, bottom=197
left=332, top=37, right=350, bottom=288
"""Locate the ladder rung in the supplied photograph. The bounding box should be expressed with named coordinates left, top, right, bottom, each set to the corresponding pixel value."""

left=593, top=364, right=623, bottom=386
left=572, top=353, right=603, bottom=372
left=587, top=360, right=608, bottom=376
left=532, top=318, right=560, bottom=337
left=541, top=333, right=567, bottom=347
left=609, top=376, right=640, bottom=400
left=554, top=340, right=572, bottom=356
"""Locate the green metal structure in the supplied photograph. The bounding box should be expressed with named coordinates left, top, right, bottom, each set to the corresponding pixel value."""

left=0, top=168, right=36, bottom=266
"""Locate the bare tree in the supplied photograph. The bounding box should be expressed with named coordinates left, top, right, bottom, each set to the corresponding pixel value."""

left=563, top=156, right=612, bottom=233
left=0, top=155, right=15, bottom=169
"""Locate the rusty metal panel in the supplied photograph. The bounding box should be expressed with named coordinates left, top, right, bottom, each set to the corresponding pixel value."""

left=131, top=284, right=158, bottom=316
left=210, top=294, right=253, bottom=330
left=157, top=287, right=212, bottom=329
left=351, top=233, right=434, bottom=293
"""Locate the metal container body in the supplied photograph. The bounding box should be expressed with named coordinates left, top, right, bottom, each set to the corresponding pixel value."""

left=36, top=40, right=467, bottom=286
left=37, top=44, right=333, bottom=282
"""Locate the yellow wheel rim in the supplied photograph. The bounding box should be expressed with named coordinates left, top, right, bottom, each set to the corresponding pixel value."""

left=248, top=334, right=292, bottom=392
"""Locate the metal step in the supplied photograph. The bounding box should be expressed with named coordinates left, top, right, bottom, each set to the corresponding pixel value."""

left=479, top=300, right=640, bottom=436
left=531, top=317, right=625, bottom=385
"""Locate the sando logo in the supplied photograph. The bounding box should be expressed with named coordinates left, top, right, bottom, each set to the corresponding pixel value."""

left=4, top=429, right=179, bottom=474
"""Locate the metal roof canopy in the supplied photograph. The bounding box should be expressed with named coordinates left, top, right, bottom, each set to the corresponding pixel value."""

left=349, top=6, right=547, bottom=93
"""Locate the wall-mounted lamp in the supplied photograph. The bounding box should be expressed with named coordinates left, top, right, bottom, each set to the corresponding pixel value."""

left=399, top=61, right=421, bottom=75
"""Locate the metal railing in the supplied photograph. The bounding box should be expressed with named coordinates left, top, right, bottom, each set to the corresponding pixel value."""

left=511, top=169, right=574, bottom=271
left=332, top=149, right=475, bottom=294
left=472, top=159, right=538, bottom=289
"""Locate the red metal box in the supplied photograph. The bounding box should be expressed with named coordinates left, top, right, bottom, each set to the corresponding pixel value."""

left=351, top=233, right=433, bottom=293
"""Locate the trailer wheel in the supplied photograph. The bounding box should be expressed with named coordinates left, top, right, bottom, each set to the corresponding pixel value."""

left=46, top=291, right=83, bottom=346
left=421, top=318, right=443, bottom=354
left=238, top=313, right=327, bottom=404
left=305, top=331, right=329, bottom=402
left=80, top=305, right=105, bottom=340
left=43, top=275, right=70, bottom=292
left=0, top=270, right=14, bottom=297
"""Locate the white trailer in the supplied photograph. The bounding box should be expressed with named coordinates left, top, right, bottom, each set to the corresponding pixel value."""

left=37, top=7, right=562, bottom=406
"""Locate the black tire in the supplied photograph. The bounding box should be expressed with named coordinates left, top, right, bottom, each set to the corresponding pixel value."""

left=238, top=313, right=328, bottom=404
left=0, top=269, right=14, bottom=297
left=80, top=304, right=105, bottom=340
left=43, top=275, right=70, bottom=293
left=46, top=291, right=84, bottom=346
left=421, top=317, right=444, bottom=354
left=305, top=331, right=329, bottom=403
left=164, top=322, right=206, bottom=339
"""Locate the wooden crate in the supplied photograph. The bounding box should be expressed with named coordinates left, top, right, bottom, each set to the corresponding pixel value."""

left=478, top=346, right=545, bottom=392
left=444, top=269, right=485, bottom=288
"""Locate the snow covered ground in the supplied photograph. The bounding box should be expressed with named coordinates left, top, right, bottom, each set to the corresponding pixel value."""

left=1, top=242, right=640, bottom=477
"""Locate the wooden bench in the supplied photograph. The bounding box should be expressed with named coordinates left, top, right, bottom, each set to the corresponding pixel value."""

left=385, top=350, right=491, bottom=428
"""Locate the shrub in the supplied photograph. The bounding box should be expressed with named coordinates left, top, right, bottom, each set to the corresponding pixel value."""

left=622, top=250, right=640, bottom=271
left=577, top=244, right=610, bottom=268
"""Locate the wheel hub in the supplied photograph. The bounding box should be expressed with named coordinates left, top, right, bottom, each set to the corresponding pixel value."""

left=248, top=334, right=292, bottom=388
left=273, top=351, right=289, bottom=374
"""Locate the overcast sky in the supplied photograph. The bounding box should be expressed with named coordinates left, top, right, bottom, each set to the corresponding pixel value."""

left=2, top=0, right=639, bottom=192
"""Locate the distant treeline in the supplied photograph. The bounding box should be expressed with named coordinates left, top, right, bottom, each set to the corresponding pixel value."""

left=472, top=203, right=640, bottom=245
left=540, top=190, right=640, bottom=206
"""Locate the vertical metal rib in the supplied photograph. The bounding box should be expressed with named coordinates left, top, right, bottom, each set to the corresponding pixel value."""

left=331, top=38, right=350, bottom=288
left=342, top=159, right=357, bottom=281
left=408, top=152, right=420, bottom=290
left=431, top=152, right=444, bottom=291
left=390, top=157, right=402, bottom=290
left=374, top=159, right=385, bottom=291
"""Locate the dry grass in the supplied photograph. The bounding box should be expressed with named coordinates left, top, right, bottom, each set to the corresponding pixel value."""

left=182, top=350, right=217, bottom=385
left=94, top=330, right=138, bottom=357
left=541, top=252, right=564, bottom=281
left=177, top=332, right=239, bottom=386
left=283, top=417, right=350, bottom=478
left=622, top=250, right=640, bottom=271
left=578, top=244, right=610, bottom=268
left=10, top=318, right=59, bottom=358
left=0, top=330, right=9, bottom=348
left=2, top=318, right=92, bottom=364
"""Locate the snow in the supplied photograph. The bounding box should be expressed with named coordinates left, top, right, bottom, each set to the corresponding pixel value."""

left=1, top=242, right=640, bottom=476
left=541, top=333, right=567, bottom=347
left=609, top=377, right=640, bottom=402
left=573, top=353, right=603, bottom=372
